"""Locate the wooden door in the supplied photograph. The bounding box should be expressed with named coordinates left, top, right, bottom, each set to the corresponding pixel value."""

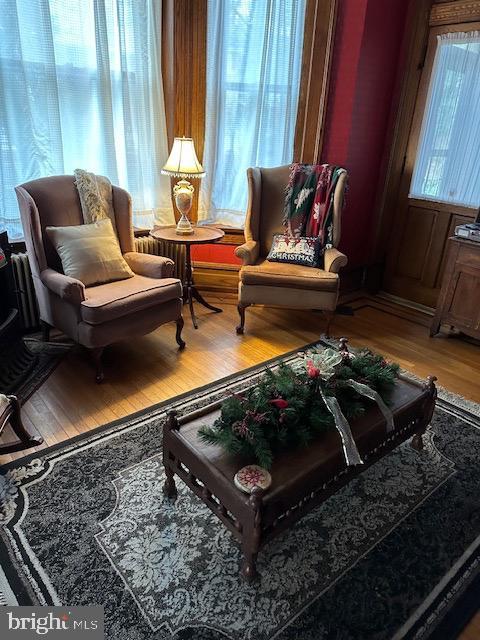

left=383, top=22, right=480, bottom=309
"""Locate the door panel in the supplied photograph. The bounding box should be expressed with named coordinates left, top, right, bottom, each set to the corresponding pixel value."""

left=395, top=207, right=436, bottom=280
left=386, top=202, right=476, bottom=308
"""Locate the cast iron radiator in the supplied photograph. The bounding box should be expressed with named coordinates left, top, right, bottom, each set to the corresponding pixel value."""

left=11, top=253, right=39, bottom=330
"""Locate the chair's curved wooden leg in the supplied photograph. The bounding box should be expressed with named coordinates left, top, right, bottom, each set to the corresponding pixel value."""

left=236, top=304, right=249, bottom=335
left=90, top=347, right=105, bottom=383
left=176, top=317, right=186, bottom=350
left=323, top=310, right=335, bottom=337
left=0, top=396, right=44, bottom=454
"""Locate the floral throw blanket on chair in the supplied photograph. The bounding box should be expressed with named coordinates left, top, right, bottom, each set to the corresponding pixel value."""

left=282, top=163, right=346, bottom=246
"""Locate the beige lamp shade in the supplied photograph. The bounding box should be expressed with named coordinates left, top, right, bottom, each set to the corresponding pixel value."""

left=161, top=137, right=205, bottom=178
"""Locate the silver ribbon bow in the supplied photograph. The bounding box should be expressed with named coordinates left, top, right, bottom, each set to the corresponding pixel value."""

left=319, top=387, right=364, bottom=466
left=347, top=379, right=395, bottom=433
left=305, top=347, right=394, bottom=467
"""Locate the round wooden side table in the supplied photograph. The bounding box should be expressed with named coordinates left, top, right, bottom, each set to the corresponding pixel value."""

left=150, top=225, right=225, bottom=329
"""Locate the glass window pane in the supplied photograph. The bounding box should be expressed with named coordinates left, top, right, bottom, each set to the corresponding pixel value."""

left=199, top=0, right=306, bottom=227
left=0, top=0, right=173, bottom=239
left=410, top=32, right=480, bottom=208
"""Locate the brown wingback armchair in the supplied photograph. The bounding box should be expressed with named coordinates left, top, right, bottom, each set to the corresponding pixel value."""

left=235, top=165, right=348, bottom=336
left=15, top=176, right=185, bottom=382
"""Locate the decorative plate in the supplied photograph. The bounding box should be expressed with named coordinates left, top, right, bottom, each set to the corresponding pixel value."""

left=234, top=465, right=272, bottom=494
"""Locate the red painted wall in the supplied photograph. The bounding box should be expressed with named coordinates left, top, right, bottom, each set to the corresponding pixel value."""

left=196, top=0, right=410, bottom=267
left=324, top=0, right=410, bottom=267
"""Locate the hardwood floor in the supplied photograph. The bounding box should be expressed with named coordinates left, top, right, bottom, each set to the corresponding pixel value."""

left=1, top=294, right=479, bottom=638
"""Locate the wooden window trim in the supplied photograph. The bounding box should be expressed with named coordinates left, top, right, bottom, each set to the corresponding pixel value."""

left=162, top=0, right=207, bottom=224
left=217, top=228, right=245, bottom=245
left=293, top=0, right=338, bottom=163
left=430, top=0, right=480, bottom=26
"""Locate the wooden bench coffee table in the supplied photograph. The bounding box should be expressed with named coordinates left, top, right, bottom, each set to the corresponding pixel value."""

left=162, top=373, right=437, bottom=582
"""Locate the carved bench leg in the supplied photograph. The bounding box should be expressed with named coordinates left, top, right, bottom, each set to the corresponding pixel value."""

left=411, top=375, right=437, bottom=452
left=241, top=548, right=259, bottom=583
left=163, top=466, right=178, bottom=501
left=240, top=485, right=264, bottom=583
left=163, top=411, right=179, bottom=500
left=411, top=432, right=424, bottom=451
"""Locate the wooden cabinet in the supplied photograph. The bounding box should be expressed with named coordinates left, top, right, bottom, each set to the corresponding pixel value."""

left=430, top=237, right=480, bottom=339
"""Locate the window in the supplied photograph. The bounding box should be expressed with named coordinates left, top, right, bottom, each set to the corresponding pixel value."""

left=0, top=0, right=173, bottom=239
left=410, top=31, right=480, bottom=208
left=199, top=0, right=306, bottom=227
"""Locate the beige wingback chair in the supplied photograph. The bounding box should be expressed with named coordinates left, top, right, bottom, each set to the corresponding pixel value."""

left=15, top=176, right=185, bottom=382
left=235, top=165, right=348, bottom=336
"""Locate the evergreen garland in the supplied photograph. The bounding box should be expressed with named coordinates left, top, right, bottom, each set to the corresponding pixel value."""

left=199, top=347, right=399, bottom=469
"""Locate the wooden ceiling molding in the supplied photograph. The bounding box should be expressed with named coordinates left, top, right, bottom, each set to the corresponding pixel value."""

left=293, top=0, right=338, bottom=164
left=430, top=0, right=480, bottom=25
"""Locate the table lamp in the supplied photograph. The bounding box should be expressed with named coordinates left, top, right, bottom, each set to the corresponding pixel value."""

left=162, top=137, right=205, bottom=235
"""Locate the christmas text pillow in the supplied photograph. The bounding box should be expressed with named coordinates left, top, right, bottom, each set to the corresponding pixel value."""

left=266, top=234, right=323, bottom=268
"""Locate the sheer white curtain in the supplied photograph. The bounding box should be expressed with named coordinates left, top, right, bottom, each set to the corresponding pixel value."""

left=410, top=31, right=480, bottom=207
left=199, top=0, right=306, bottom=227
left=0, top=0, right=174, bottom=239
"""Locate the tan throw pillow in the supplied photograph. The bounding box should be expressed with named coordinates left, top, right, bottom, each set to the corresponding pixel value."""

left=46, top=219, right=134, bottom=287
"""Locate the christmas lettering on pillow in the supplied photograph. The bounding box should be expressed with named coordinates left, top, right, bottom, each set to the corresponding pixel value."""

left=266, top=234, right=322, bottom=267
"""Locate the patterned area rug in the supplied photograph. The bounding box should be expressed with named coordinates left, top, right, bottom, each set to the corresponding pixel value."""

left=0, top=340, right=479, bottom=640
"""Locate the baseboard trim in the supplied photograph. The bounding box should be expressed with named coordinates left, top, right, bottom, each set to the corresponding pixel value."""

left=377, top=291, right=435, bottom=316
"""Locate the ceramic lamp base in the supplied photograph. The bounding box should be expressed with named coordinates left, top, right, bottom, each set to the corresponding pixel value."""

left=175, top=213, right=194, bottom=235
left=173, top=179, right=195, bottom=235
